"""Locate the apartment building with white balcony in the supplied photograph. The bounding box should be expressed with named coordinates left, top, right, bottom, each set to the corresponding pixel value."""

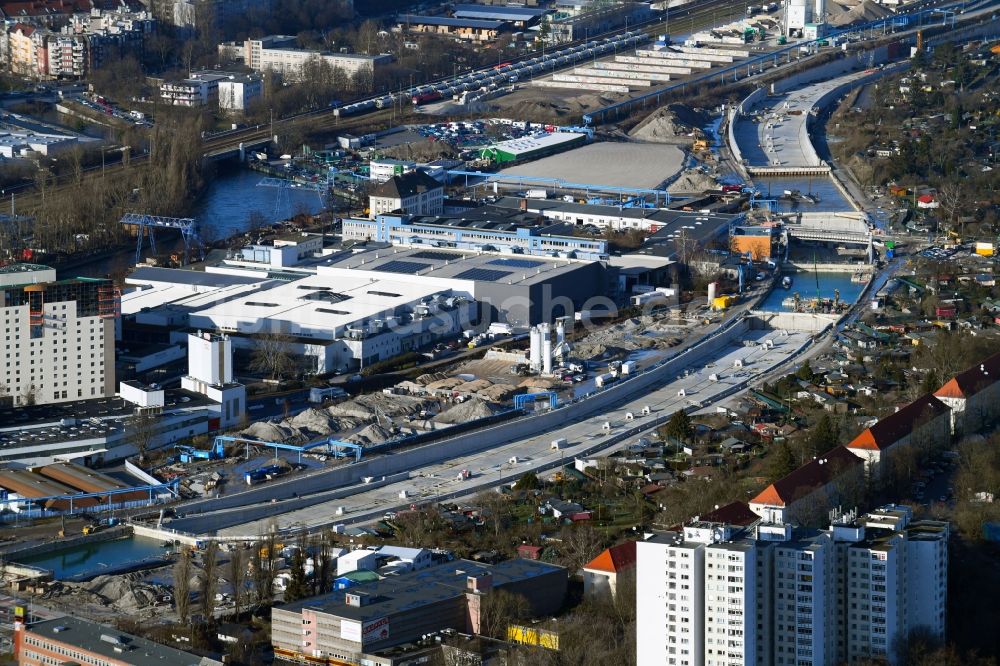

left=771, top=530, right=837, bottom=666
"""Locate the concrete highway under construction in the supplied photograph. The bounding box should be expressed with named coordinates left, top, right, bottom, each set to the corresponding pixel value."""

left=162, top=318, right=816, bottom=537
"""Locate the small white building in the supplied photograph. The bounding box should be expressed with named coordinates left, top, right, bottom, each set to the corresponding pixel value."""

left=218, top=74, right=263, bottom=112
left=369, top=158, right=416, bottom=183
left=336, top=549, right=379, bottom=576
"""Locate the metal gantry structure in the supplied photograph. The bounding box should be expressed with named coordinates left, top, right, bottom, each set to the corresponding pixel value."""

left=120, top=213, right=201, bottom=265
left=257, top=172, right=331, bottom=212
left=212, top=435, right=364, bottom=464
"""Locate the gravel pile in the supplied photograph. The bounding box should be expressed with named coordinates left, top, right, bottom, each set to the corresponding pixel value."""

left=328, top=393, right=434, bottom=420
left=241, top=421, right=303, bottom=443
left=629, top=106, right=692, bottom=143
left=434, top=397, right=500, bottom=424
left=667, top=168, right=719, bottom=194
left=572, top=316, right=687, bottom=361
left=346, top=424, right=394, bottom=446
left=828, top=0, right=893, bottom=25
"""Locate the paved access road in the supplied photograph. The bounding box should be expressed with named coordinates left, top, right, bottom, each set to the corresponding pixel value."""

left=218, top=329, right=812, bottom=536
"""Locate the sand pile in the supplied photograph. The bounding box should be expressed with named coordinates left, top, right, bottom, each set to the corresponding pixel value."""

left=668, top=168, right=719, bottom=194
left=286, top=408, right=363, bottom=437
left=572, top=315, right=686, bottom=361
left=629, top=107, right=692, bottom=143
left=434, top=398, right=500, bottom=424
left=81, top=575, right=165, bottom=613
left=346, top=424, right=393, bottom=446
left=241, top=421, right=303, bottom=443
left=329, top=393, right=433, bottom=420
left=827, top=0, right=893, bottom=25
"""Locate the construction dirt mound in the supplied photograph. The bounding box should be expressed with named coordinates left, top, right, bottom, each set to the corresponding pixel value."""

left=80, top=575, right=168, bottom=614
left=346, top=423, right=394, bottom=446
left=328, top=393, right=434, bottom=420
left=491, top=88, right=624, bottom=124
left=240, top=421, right=304, bottom=443
left=286, top=408, right=364, bottom=437
left=667, top=168, right=719, bottom=194
left=827, top=0, right=893, bottom=25
left=629, top=104, right=708, bottom=144
left=434, top=397, right=500, bottom=424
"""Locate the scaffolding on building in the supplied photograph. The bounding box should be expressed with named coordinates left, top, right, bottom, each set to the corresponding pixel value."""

left=120, top=213, right=201, bottom=265
left=98, top=283, right=121, bottom=319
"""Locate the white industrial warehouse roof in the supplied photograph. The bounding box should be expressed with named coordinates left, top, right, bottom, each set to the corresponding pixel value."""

left=490, top=131, right=585, bottom=157
left=188, top=274, right=451, bottom=340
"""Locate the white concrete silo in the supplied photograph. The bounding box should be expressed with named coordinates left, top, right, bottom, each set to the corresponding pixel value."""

left=541, top=323, right=553, bottom=375
left=529, top=326, right=542, bottom=372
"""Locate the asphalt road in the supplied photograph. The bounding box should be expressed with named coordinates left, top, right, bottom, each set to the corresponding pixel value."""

left=217, top=328, right=813, bottom=536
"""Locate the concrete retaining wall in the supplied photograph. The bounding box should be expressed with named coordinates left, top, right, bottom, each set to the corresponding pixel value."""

left=574, top=67, right=672, bottom=82
left=165, top=317, right=753, bottom=533
left=553, top=74, right=652, bottom=88
left=533, top=80, right=630, bottom=94
left=168, top=472, right=411, bottom=535
left=1, top=525, right=131, bottom=559
left=729, top=87, right=767, bottom=169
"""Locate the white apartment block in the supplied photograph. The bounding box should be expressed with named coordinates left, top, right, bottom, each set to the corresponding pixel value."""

left=637, top=505, right=948, bottom=666
left=0, top=264, right=115, bottom=407
left=704, top=540, right=757, bottom=666
left=218, top=75, right=263, bottom=112
left=160, top=71, right=257, bottom=108
left=244, top=36, right=392, bottom=82
left=771, top=532, right=837, bottom=666
left=637, top=530, right=706, bottom=666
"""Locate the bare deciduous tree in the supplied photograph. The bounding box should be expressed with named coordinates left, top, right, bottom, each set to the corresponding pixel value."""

left=127, top=408, right=158, bottom=463
left=227, top=546, right=248, bottom=619
left=477, top=588, right=530, bottom=640
left=199, top=541, right=220, bottom=622
left=173, top=549, right=193, bottom=624
left=250, top=331, right=297, bottom=381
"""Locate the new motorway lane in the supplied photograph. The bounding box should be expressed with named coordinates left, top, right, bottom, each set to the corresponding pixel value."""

left=214, top=328, right=811, bottom=537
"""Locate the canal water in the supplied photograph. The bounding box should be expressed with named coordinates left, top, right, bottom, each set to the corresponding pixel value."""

left=753, top=177, right=853, bottom=213
left=18, top=536, right=171, bottom=580
left=759, top=271, right=867, bottom=312
left=67, top=165, right=326, bottom=279
left=195, top=165, right=326, bottom=241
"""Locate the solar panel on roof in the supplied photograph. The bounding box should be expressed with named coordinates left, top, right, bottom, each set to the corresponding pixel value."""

left=377, top=260, right=431, bottom=274
left=455, top=268, right=512, bottom=281
left=410, top=250, right=461, bottom=261
left=488, top=258, right=543, bottom=269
